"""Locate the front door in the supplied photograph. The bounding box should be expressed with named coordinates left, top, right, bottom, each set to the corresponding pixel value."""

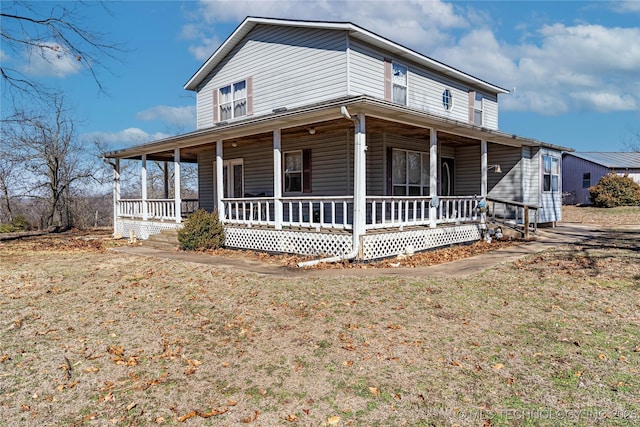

left=215, top=159, right=244, bottom=199
left=440, top=157, right=455, bottom=196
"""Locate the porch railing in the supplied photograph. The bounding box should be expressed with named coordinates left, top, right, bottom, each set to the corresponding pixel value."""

left=221, top=195, right=480, bottom=230
left=486, top=197, right=539, bottom=237
left=222, top=196, right=354, bottom=230
left=117, top=198, right=199, bottom=221
left=365, top=196, right=479, bottom=229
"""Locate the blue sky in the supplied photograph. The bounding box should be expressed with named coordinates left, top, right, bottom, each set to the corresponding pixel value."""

left=2, top=0, right=639, bottom=152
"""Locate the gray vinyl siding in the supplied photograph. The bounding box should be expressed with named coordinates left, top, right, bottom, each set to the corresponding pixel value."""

left=197, top=150, right=215, bottom=212
left=196, top=25, right=347, bottom=129
left=282, top=130, right=350, bottom=196
left=480, top=93, right=498, bottom=129
left=528, top=147, right=541, bottom=205
left=349, top=40, right=385, bottom=98
left=455, top=145, right=481, bottom=196
left=538, top=148, right=562, bottom=223
left=366, top=132, right=384, bottom=195
left=486, top=144, right=523, bottom=202
left=408, top=68, right=470, bottom=123
left=348, top=40, right=500, bottom=129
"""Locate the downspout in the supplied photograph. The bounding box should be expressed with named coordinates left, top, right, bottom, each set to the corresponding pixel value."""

left=297, top=106, right=364, bottom=268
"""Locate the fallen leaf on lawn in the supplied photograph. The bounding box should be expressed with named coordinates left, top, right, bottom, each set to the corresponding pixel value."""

left=284, top=414, right=298, bottom=422
left=178, top=411, right=196, bottom=422
left=226, top=400, right=238, bottom=406
left=451, top=360, right=462, bottom=367
left=368, top=387, right=380, bottom=397
left=598, top=353, right=608, bottom=360
left=107, top=345, right=124, bottom=356
left=0, top=354, right=9, bottom=363
left=126, top=402, right=137, bottom=411
left=492, top=363, right=505, bottom=370
left=196, top=408, right=228, bottom=418
left=327, top=415, right=341, bottom=425
left=83, top=367, right=100, bottom=373
left=342, top=360, right=354, bottom=367
left=241, top=410, right=260, bottom=423
left=259, top=389, right=267, bottom=396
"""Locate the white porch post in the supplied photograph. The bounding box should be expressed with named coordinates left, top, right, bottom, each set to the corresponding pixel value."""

left=353, top=114, right=366, bottom=248
left=429, top=128, right=438, bottom=228
left=163, top=161, right=169, bottom=199
left=174, top=148, right=181, bottom=223
left=141, top=154, right=148, bottom=221
left=216, top=140, right=225, bottom=219
left=481, top=139, right=488, bottom=198
left=273, top=129, right=283, bottom=230
left=481, top=139, right=488, bottom=225
left=113, top=159, right=120, bottom=237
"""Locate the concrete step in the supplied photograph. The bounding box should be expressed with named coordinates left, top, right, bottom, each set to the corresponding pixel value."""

left=143, top=229, right=180, bottom=251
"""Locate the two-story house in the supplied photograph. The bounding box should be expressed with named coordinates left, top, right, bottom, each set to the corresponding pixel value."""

left=105, top=17, right=570, bottom=262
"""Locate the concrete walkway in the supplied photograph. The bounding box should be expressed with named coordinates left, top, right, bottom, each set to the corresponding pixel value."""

left=110, top=223, right=615, bottom=278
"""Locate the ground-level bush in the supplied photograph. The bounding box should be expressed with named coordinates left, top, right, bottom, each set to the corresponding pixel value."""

left=0, top=215, right=31, bottom=233
left=177, top=209, right=224, bottom=251
left=589, top=172, right=640, bottom=207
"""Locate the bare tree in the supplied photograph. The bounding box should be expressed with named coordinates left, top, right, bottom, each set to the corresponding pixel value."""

left=623, top=128, right=640, bottom=152
left=1, top=95, right=97, bottom=228
left=1, top=0, right=121, bottom=101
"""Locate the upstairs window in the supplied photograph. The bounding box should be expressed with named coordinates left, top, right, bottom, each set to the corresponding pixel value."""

left=219, top=80, right=246, bottom=121
left=473, top=92, right=484, bottom=126
left=582, top=172, right=591, bottom=188
left=213, top=77, right=253, bottom=123
left=392, top=62, right=407, bottom=105
left=473, top=92, right=483, bottom=125
left=442, top=89, right=453, bottom=111
left=543, top=155, right=560, bottom=192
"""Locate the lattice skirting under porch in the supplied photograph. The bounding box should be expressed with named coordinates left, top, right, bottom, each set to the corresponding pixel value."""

left=361, top=224, right=482, bottom=260
left=224, top=227, right=353, bottom=257
left=116, top=219, right=181, bottom=240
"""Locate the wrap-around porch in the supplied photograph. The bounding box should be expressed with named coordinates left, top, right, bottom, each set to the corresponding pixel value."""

left=110, top=98, right=539, bottom=261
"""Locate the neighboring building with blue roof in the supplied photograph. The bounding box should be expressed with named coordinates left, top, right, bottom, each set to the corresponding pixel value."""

left=562, top=152, right=640, bottom=205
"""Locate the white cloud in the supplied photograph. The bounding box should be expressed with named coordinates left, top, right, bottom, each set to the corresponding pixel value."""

left=0, top=49, right=9, bottom=62
left=181, top=0, right=640, bottom=115
left=136, top=105, right=196, bottom=128
left=611, top=0, right=640, bottom=13
left=21, top=42, right=82, bottom=77
left=85, top=128, right=171, bottom=146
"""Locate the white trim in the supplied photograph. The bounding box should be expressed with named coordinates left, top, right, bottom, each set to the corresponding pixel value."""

left=216, top=140, right=224, bottom=217
left=273, top=129, right=283, bottom=229
left=141, top=154, right=148, bottom=220
left=174, top=148, right=181, bottom=223
left=481, top=139, right=488, bottom=198
left=429, top=129, right=438, bottom=228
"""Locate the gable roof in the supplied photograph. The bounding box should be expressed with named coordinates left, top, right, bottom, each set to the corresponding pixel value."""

left=564, top=152, right=640, bottom=169
left=184, top=16, right=509, bottom=94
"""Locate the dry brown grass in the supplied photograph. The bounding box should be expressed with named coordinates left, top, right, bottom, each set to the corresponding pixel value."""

left=1, top=212, right=639, bottom=426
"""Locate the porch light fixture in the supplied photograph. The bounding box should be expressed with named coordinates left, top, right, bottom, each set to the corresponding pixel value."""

left=231, top=142, right=238, bottom=148
left=488, top=164, right=502, bottom=173
left=308, top=127, right=316, bottom=135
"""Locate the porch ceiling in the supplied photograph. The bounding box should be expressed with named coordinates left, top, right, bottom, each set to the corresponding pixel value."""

left=104, top=95, right=572, bottom=160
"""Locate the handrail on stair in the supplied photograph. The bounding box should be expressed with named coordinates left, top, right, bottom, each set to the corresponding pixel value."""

left=486, top=197, right=539, bottom=238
